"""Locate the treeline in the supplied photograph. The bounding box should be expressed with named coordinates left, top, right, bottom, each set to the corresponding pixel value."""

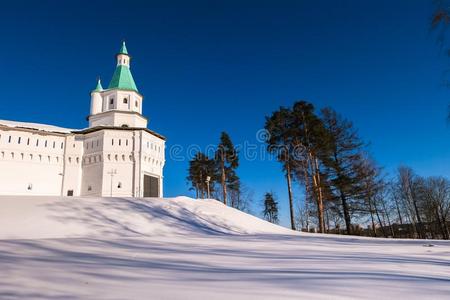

left=265, top=101, right=450, bottom=239
left=186, top=132, right=252, bottom=212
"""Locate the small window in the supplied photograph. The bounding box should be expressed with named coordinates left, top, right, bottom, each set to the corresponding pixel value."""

left=61, top=142, right=64, bottom=149
left=135, top=100, right=138, bottom=107
left=18, top=137, right=21, bottom=144
left=117, top=182, right=122, bottom=189
left=123, top=98, right=128, bottom=104
left=110, top=98, right=114, bottom=105
left=67, top=190, right=74, bottom=196
left=27, top=138, right=30, bottom=145
left=126, top=139, right=128, bottom=146
left=119, top=139, right=121, bottom=146
left=53, top=141, right=55, bottom=148
left=112, top=139, right=114, bottom=146
left=8, top=136, right=11, bottom=143
left=45, top=140, right=48, bottom=147
left=88, top=185, right=92, bottom=191
left=36, top=139, right=39, bottom=146
left=27, top=184, right=33, bottom=190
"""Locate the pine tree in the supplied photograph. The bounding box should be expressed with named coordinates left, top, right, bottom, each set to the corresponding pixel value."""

left=215, top=132, right=239, bottom=205
left=263, top=192, right=279, bottom=224
left=265, top=107, right=297, bottom=230
left=319, top=107, right=367, bottom=235
left=187, top=152, right=216, bottom=199
left=291, top=101, right=329, bottom=233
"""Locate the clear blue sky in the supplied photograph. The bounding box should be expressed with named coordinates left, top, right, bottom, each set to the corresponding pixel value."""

left=1, top=1, right=449, bottom=227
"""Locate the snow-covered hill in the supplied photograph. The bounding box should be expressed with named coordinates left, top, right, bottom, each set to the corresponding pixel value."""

left=0, top=196, right=449, bottom=299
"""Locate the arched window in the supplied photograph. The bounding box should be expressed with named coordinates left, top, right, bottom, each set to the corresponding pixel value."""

left=123, top=98, right=128, bottom=104
left=135, top=100, right=138, bottom=107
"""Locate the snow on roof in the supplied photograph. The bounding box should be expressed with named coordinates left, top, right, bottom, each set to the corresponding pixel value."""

left=0, top=119, right=76, bottom=134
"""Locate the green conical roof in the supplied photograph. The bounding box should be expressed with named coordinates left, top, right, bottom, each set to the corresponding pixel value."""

left=93, top=78, right=103, bottom=92
left=108, top=65, right=138, bottom=92
left=119, top=41, right=128, bottom=55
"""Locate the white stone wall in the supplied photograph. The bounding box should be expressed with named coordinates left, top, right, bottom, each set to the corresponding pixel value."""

left=141, top=131, right=165, bottom=197
left=0, top=126, right=165, bottom=197
left=0, top=128, right=66, bottom=195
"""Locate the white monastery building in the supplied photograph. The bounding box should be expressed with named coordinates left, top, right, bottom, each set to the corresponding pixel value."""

left=0, top=42, right=165, bottom=197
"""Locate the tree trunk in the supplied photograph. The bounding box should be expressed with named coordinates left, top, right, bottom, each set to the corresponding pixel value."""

left=368, top=198, right=377, bottom=237
left=393, top=195, right=403, bottom=225
left=309, top=154, right=324, bottom=233
left=412, top=199, right=424, bottom=239
left=340, top=192, right=352, bottom=235
left=374, top=200, right=388, bottom=238
left=286, top=162, right=296, bottom=230
left=221, top=159, right=227, bottom=205
left=381, top=198, right=395, bottom=238
left=303, top=164, right=311, bottom=232
left=439, top=204, right=449, bottom=240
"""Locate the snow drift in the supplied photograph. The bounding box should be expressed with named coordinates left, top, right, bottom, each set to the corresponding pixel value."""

left=0, top=196, right=290, bottom=240
left=0, top=196, right=449, bottom=300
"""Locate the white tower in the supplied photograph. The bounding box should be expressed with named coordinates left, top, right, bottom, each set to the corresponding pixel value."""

left=88, top=42, right=147, bottom=128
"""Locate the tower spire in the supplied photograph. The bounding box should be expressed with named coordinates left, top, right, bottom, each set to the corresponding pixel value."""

left=93, top=77, right=103, bottom=92
left=108, top=41, right=138, bottom=91
left=119, top=41, right=128, bottom=55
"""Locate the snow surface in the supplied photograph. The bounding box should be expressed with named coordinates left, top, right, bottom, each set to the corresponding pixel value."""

left=0, top=196, right=449, bottom=299
left=0, top=119, right=75, bottom=133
